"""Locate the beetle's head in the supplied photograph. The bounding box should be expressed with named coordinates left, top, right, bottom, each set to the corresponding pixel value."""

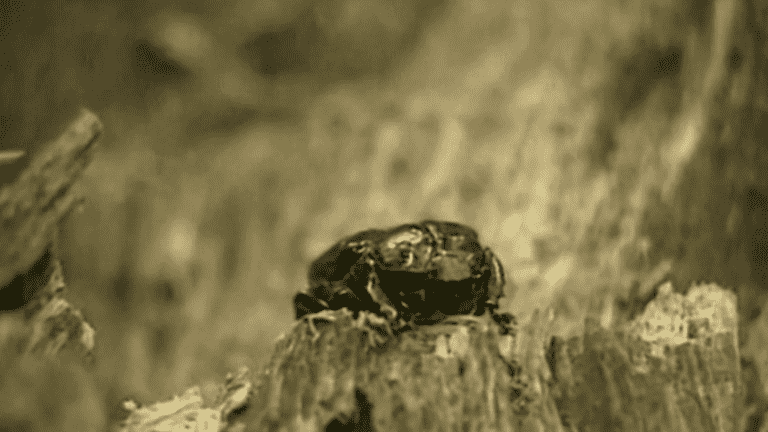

left=423, top=221, right=484, bottom=281
left=374, top=226, right=434, bottom=272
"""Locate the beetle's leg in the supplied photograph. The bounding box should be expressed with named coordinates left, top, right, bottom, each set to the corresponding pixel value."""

left=302, top=309, right=339, bottom=343
left=364, top=273, right=399, bottom=322
left=294, top=292, right=329, bottom=320
left=355, top=310, right=392, bottom=334
left=485, top=249, right=507, bottom=301
left=395, top=313, right=418, bottom=335
left=353, top=310, right=390, bottom=346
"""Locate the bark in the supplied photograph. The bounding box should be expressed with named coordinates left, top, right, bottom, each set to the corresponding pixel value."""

left=0, top=107, right=102, bottom=289
left=225, top=283, right=739, bottom=431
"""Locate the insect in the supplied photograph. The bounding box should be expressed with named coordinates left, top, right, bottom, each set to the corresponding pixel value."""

left=294, top=220, right=515, bottom=341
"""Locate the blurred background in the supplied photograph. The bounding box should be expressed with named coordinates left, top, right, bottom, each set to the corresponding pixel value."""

left=2, top=0, right=768, bottom=430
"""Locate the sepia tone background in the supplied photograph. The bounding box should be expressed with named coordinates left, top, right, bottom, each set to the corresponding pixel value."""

left=1, top=0, right=768, bottom=429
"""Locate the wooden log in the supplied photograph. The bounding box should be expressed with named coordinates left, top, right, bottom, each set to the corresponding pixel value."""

left=0, top=107, right=102, bottom=288
left=247, top=312, right=531, bottom=432
left=549, top=283, right=742, bottom=432
left=117, top=282, right=741, bottom=431
left=239, top=282, right=739, bottom=431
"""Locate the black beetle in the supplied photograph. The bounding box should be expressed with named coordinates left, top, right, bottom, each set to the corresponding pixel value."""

left=294, top=220, right=513, bottom=334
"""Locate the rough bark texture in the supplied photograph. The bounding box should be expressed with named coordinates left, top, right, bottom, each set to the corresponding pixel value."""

left=0, top=107, right=102, bottom=289
left=23, top=258, right=95, bottom=359
left=0, top=107, right=101, bottom=357
left=115, top=283, right=741, bottom=431
left=246, top=313, right=531, bottom=432
left=551, top=283, right=742, bottom=432
left=0, top=108, right=103, bottom=431
left=229, top=282, right=740, bottom=432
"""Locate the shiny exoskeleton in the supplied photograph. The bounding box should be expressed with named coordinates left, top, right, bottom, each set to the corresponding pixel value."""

left=294, top=221, right=514, bottom=334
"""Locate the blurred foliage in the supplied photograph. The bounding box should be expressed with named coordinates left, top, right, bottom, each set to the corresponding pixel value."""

left=2, top=0, right=768, bottom=429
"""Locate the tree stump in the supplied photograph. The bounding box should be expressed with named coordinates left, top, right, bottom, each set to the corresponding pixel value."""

left=236, top=282, right=740, bottom=432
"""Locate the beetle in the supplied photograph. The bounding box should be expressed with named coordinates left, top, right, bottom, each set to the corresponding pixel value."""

left=294, top=220, right=514, bottom=337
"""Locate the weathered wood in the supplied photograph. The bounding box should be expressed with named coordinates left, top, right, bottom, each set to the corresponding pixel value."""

left=244, top=311, right=545, bottom=432
left=24, top=258, right=95, bottom=359
left=550, top=283, right=742, bottom=432
left=0, top=107, right=102, bottom=288
left=239, top=283, right=739, bottom=432
left=119, top=367, right=253, bottom=432
left=116, top=283, right=740, bottom=432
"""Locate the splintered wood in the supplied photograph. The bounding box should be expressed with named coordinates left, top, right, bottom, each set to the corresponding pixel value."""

left=0, top=108, right=102, bottom=288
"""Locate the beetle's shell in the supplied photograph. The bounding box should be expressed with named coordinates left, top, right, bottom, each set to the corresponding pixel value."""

left=294, top=221, right=506, bottom=325
left=307, top=229, right=385, bottom=293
